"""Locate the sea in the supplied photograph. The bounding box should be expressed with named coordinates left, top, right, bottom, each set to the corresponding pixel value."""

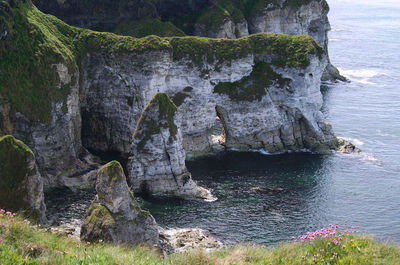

left=141, top=0, right=400, bottom=245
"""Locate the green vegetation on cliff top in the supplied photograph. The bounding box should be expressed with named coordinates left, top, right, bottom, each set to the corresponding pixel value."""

left=0, top=0, right=323, bottom=124
left=1, top=214, right=400, bottom=264
left=113, top=18, right=185, bottom=38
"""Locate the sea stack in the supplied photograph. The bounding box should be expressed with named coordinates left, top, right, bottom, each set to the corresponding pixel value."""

left=127, top=93, right=215, bottom=200
left=80, top=161, right=159, bottom=245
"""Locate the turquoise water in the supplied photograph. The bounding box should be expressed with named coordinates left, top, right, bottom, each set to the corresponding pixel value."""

left=142, top=0, right=400, bottom=245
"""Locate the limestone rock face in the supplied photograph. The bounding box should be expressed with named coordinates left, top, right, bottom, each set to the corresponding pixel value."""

left=194, top=18, right=249, bottom=39
left=80, top=161, right=159, bottom=245
left=0, top=135, right=46, bottom=222
left=127, top=93, right=214, bottom=199
left=81, top=37, right=337, bottom=158
left=248, top=0, right=343, bottom=81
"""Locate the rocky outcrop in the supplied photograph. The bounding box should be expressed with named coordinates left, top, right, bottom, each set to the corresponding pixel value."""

left=1, top=1, right=339, bottom=189
left=127, top=93, right=215, bottom=199
left=336, top=137, right=361, bottom=154
left=161, top=228, right=223, bottom=253
left=0, top=135, right=46, bottom=222
left=246, top=0, right=345, bottom=81
left=80, top=160, right=159, bottom=245
left=81, top=34, right=338, bottom=158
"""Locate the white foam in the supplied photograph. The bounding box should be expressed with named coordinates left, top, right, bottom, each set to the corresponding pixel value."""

left=338, top=68, right=381, bottom=85
left=341, top=137, right=364, bottom=146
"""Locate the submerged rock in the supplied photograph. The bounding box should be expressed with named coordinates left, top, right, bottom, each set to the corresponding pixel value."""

left=80, top=160, right=159, bottom=245
left=0, top=135, right=46, bottom=222
left=127, top=93, right=215, bottom=200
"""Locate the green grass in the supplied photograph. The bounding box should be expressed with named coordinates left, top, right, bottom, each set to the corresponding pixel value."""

left=113, top=18, right=186, bottom=38
left=1, top=214, right=400, bottom=264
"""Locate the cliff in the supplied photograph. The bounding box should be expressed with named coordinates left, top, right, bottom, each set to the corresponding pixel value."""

left=31, top=0, right=345, bottom=81
left=0, top=0, right=337, bottom=187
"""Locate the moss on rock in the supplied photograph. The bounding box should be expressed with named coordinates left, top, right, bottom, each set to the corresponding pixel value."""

left=169, top=33, right=323, bottom=69
left=214, top=62, right=292, bottom=101
left=98, top=160, right=125, bottom=184
left=80, top=203, right=115, bottom=243
left=134, top=93, right=178, bottom=152
left=113, top=18, right=185, bottom=38
left=0, top=135, right=43, bottom=221
left=171, top=91, right=192, bottom=107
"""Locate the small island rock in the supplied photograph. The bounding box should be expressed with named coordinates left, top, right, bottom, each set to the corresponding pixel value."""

left=127, top=93, right=215, bottom=200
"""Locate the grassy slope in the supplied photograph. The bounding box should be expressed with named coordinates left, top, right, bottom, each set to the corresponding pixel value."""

left=1, top=214, right=399, bottom=264
left=0, top=0, right=323, bottom=126
left=113, top=18, right=186, bottom=38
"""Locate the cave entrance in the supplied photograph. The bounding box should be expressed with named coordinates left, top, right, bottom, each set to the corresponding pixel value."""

left=211, top=106, right=227, bottom=148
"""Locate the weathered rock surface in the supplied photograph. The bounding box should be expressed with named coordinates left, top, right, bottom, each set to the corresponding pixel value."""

left=127, top=93, right=215, bottom=199
left=336, top=137, right=361, bottom=154
left=81, top=36, right=338, bottom=158
left=80, top=160, right=159, bottom=245
left=0, top=135, right=46, bottom=222
left=161, top=228, right=223, bottom=253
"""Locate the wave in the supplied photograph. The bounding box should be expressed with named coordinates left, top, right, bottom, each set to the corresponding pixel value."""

left=337, top=68, right=388, bottom=85
left=340, top=137, right=364, bottom=146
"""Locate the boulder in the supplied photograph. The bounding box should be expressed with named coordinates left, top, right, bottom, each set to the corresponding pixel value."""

left=0, top=135, right=46, bottom=222
left=127, top=93, right=215, bottom=200
left=80, top=160, right=159, bottom=245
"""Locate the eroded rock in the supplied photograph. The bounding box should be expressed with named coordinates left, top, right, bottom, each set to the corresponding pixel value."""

left=336, top=137, right=361, bottom=154
left=127, top=93, right=215, bottom=200
left=80, top=160, right=159, bottom=245
left=161, top=228, right=223, bottom=253
left=0, top=135, right=46, bottom=222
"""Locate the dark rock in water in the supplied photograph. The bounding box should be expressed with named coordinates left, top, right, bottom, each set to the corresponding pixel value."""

left=80, top=160, right=159, bottom=245
left=251, top=187, right=286, bottom=194
left=336, top=137, right=361, bottom=154
left=0, top=135, right=46, bottom=222
left=127, top=93, right=215, bottom=200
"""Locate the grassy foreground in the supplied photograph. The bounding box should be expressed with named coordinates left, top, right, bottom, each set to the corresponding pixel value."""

left=1, top=212, right=399, bottom=264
